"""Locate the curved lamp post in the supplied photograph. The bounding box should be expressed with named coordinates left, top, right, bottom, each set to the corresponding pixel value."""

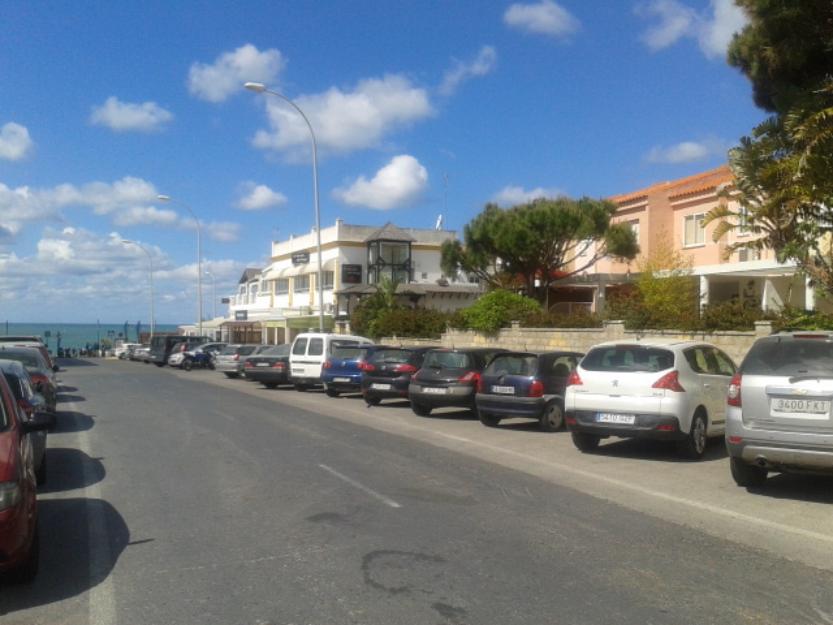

left=244, top=81, right=325, bottom=332
left=204, top=270, right=217, bottom=320
left=158, top=194, right=203, bottom=337
left=122, top=239, right=155, bottom=340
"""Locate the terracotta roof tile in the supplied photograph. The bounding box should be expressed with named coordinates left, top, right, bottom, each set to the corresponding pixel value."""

left=610, top=165, right=733, bottom=205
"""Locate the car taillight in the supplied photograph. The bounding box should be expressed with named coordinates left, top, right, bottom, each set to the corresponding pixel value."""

left=359, top=361, right=375, bottom=372
left=727, top=372, right=742, bottom=407
left=458, top=371, right=480, bottom=384
left=652, top=370, right=685, bottom=392
left=529, top=379, right=544, bottom=397
left=180, top=344, right=187, bottom=352
left=244, top=360, right=254, bottom=368
left=394, top=363, right=417, bottom=374
left=233, top=354, right=239, bottom=361
left=272, top=362, right=286, bottom=370
left=566, top=370, right=582, bottom=386
left=477, top=377, right=485, bottom=393
left=323, top=360, right=332, bottom=369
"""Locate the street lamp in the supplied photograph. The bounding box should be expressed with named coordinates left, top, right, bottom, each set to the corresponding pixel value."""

left=244, top=81, right=325, bottom=332
left=122, top=239, right=155, bottom=340
left=204, top=270, right=217, bottom=320
left=158, top=194, right=203, bottom=337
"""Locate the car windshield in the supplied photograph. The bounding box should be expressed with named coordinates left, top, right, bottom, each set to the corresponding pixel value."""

left=582, top=345, right=674, bottom=372
left=262, top=345, right=290, bottom=356
left=485, top=355, right=538, bottom=376
left=370, top=349, right=412, bottom=364
left=332, top=346, right=370, bottom=360
left=742, top=336, right=833, bottom=376
left=423, top=351, right=472, bottom=369
left=220, top=346, right=239, bottom=355
left=0, top=350, right=42, bottom=369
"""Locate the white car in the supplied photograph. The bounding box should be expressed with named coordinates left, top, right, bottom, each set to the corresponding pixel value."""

left=289, top=332, right=372, bottom=391
left=564, top=339, right=737, bottom=459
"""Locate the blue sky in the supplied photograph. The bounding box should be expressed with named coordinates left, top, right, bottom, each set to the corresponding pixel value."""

left=0, top=0, right=763, bottom=323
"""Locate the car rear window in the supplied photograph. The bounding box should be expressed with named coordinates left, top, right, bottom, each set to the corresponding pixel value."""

left=308, top=338, right=324, bottom=356
left=2, top=373, right=22, bottom=400
left=581, top=345, right=674, bottom=372
left=423, top=351, right=472, bottom=369
left=0, top=351, right=41, bottom=368
left=220, top=346, right=239, bottom=355
left=238, top=346, right=257, bottom=356
left=370, top=349, right=413, bottom=364
left=292, top=338, right=308, bottom=355
left=262, top=345, right=290, bottom=356
left=485, top=355, right=538, bottom=376
left=742, top=337, right=833, bottom=376
left=332, top=346, right=370, bottom=360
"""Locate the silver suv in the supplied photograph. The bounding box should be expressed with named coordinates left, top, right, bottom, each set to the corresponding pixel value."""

left=726, top=331, right=833, bottom=488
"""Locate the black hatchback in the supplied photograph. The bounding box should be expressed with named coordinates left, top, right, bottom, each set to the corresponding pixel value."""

left=361, top=346, right=438, bottom=406
left=408, top=348, right=505, bottom=416
left=476, top=351, right=583, bottom=431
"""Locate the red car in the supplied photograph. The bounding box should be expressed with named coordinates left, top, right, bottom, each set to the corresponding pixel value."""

left=0, top=372, right=47, bottom=582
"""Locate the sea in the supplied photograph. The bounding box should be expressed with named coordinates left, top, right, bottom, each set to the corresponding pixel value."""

left=0, top=322, right=181, bottom=350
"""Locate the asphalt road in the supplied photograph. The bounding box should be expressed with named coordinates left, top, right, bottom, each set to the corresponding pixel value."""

left=2, top=358, right=832, bottom=625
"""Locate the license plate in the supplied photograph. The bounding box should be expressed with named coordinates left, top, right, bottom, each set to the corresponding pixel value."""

left=422, top=387, right=447, bottom=395
left=256, top=362, right=270, bottom=367
left=772, top=398, right=830, bottom=415
left=371, top=383, right=391, bottom=390
left=597, top=413, right=636, bottom=425
left=491, top=385, right=515, bottom=395
left=292, top=368, right=304, bottom=374
left=334, top=377, right=351, bottom=383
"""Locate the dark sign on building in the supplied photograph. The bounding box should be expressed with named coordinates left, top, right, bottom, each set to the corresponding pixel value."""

left=292, top=251, right=310, bottom=265
left=341, top=264, right=362, bottom=284
left=235, top=310, right=248, bottom=321
left=221, top=297, right=231, bottom=304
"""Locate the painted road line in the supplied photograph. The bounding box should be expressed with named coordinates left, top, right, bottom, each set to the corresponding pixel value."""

left=318, top=463, right=403, bottom=509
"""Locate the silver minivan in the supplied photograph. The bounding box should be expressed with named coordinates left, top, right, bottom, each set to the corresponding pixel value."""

left=726, top=331, right=833, bottom=488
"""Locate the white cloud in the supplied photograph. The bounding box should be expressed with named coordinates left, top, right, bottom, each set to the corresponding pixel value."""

left=235, top=182, right=288, bottom=211
left=636, top=0, right=747, bottom=58
left=503, top=1, right=580, bottom=38
left=333, top=155, right=428, bottom=210
left=188, top=44, right=284, bottom=103
left=645, top=137, right=728, bottom=163
left=114, top=206, right=179, bottom=226
left=439, top=46, right=498, bottom=96
left=0, top=122, right=34, bottom=161
left=252, top=74, right=433, bottom=159
left=492, top=185, right=564, bottom=207
left=201, top=221, right=242, bottom=243
left=89, top=96, right=174, bottom=132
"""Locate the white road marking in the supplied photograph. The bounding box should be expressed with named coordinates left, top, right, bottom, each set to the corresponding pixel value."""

left=318, top=463, right=402, bottom=509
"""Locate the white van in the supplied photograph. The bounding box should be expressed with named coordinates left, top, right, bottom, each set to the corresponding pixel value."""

left=289, top=332, right=373, bottom=390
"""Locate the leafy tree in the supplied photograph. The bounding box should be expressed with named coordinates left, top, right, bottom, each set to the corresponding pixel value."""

left=441, top=198, right=638, bottom=301
left=349, top=277, right=402, bottom=338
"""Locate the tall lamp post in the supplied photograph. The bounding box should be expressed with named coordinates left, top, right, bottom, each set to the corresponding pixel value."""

left=158, top=194, right=203, bottom=337
left=204, top=270, right=217, bottom=320
left=122, top=239, right=155, bottom=340
left=244, top=81, right=325, bottom=332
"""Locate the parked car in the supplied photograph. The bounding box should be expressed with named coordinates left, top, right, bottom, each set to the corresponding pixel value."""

left=361, top=346, right=438, bottom=406
left=476, top=350, right=583, bottom=431
left=0, top=360, right=47, bottom=484
left=215, top=344, right=264, bottom=378
left=565, top=340, right=736, bottom=459
left=726, top=331, right=833, bottom=489
left=243, top=344, right=292, bottom=388
left=0, top=372, right=49, bottom=583
left=115, top=342, right=142, bottom=359
left=149, top=335, right=209, bottom=367
left=322, top=344, right=389, bottom=397
left=0, top=347, right=58, bottom=414
left=167, top=339, right=223, bottom=369
left=408, top=348, right=506, bottom=416
left=131, top=345, right=151, bottom=362
left=2, top=341, right=56, bottom=371
left=289, top=332, right=373, bottom=391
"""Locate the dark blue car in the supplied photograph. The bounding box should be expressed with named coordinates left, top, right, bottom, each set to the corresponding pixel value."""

left=321, top=344, right=388, bottom=397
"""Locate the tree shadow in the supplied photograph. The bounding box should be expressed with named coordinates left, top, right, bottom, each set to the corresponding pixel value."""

left=37, top=448, right=105, bottom=494
left=589, top=437, right=728, bottom=463
left=0, top=498, right=129, bottom=614
left=52, top=411, right=95, bottom=434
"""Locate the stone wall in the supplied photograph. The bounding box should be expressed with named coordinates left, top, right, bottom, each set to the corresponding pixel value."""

left=382, top=320, right=773, bottom=364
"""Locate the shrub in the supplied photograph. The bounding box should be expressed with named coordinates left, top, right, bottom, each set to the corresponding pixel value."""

left=455, top=290, right=541, bottom=334
left=771, top=306, right=833, bottom=332
left=372, top=307, right=451, bottom=339
left=698, top=300, right=768, bottom=332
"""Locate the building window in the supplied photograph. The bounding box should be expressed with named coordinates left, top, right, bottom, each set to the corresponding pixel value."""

left=294, top=275, right=310, bottom=293
left=629, top=219, right=640, bottom=244
left=275, top=279, right=289, bottom=294
left=683, top=213, right=705, bottom=247
left=367, top=240, right=412, bottom=284
left=737, top=206, right=750, bottom=236
left=322, top=271, right=334, bottom=290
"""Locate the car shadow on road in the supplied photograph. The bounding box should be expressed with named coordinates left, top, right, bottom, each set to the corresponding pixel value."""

left=590, top=437, right=728, bottom=463
left=749, top=474, right=833, bottom=504
left=0, top=497, right=129, bottom=615
left=52, top=410, right=95, bottom=434
left=57, top=394, right=85, bottom=404
left=423, top=408, right=478, bottom=421
left=57, top=385, right=78, bottom=393
left=55, top=358, right=99, bottom=367
left=37, top=448, right=105, bottom=494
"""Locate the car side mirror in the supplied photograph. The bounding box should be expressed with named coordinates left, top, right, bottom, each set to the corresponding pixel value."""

left=22, top=412, right=50, bottom=432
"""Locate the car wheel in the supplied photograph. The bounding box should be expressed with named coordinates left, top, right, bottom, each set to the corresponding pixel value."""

left=224, top=372, right=238, bottom=379
left=571, top=431, right=601, bottom=452
left=36, top=454, right=47, bottom=486
left=730, top=457, right=768, bottom=489
left=263, top=382, right=278, bottom=389
left=7, top=522, right=39, bottom=584
left=411, top=402, right=431, bottom=416
left=479, top=411, right=500, bottom=427
left=208, top=362, right=215, bottom=370
left=365, top=396, right=381, bottom=406
left=182, top=359, right=193, bottom=371
left=155, top=362, right=165, bottom=367
left=295, top=384, right=307, bottom=392
left=539, top=402, right=564, bottom=432
left=325, top=388, right=340, bottom=398
left=680, top=412, right=708, bottom=460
